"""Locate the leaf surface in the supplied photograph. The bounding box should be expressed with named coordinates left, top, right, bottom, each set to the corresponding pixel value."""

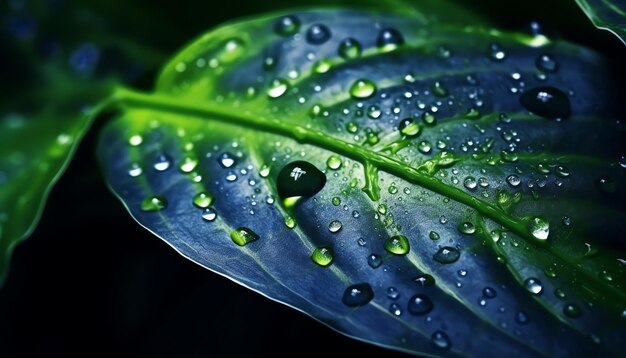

left=575, top=0, right=626, bottom=45
left=98, top=9, right=626, bottom=356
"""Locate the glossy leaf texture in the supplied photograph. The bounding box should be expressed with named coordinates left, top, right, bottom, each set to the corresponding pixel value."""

left=575, top=0, right=626, bottom=45
left=98, top=9, right=626, bottom=357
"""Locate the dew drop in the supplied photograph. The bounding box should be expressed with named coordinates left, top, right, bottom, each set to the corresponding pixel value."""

left=554, top=288, right=566, bottom=299
left=528, top=216, right=549, bottom=241
left=192, top=192, right=214, bottom=208
left=276, top=161, right=326, bottom=199
left=422, top=112, right=436, bottom=125
left=432, top=81, right=449, bottom=97
left=141, top=195, right=168, bottom=212
left=488, top=43, right=506, bottom=61
left=389, top=303, right=403, bottom=316
left=536, top=54, right=558, bottom=72
left=387, top=286, right=400, bottom=300
left=408, top=294, right=433, bottom=315
left=338, top=37, right=362, bottom=59
left=128, top=134, right=143, bottom=146
left=506, top=174, right=521, bottom=187
left=328, top=220, right=343, bottom=233
left=311, top=246, right=334, bottom=267
left=515, top=311, right=529, bottom=324
left=218, top=152, right=237, bottom=168
left=230, top=227, right=260, bottom=246
left=349, top=79, right=377, bottom=99
left=418, top=141, right=432, bottom=154
left=128, top=163, right=142, bottom=177
left=384, top=235, right=410, bottom=255
left=342, top=283, right=374, bottom=307
left=179, top=156, right=198, bottom=173
left=463, top=176, right=477, bottom=190
left=439, top=215, right=448, bottom=224
left=433, top=247, right=460, bottom=264
left=458, top=222, right=476, bottom=235
left=267, top=78, right=289, bottom=98
left=429, top=231, right=440, bottom=240
left=326, top=155, right=342, bottom=170
left=377, top=28, right=404, bottom=51
left=306, top=24, right=331, bottom=44
left=563, top=303, right=582, bottom=318
left=398, top=118, right=421, bottom=137
left=201, top=208, right=217, bottom=221
left=414, top=274, right=435, bottom=286
left=596, top=177, right=617, bottom=194
left=284, top=215, right=296, bottom=229
left=259, top=164, right=270, bottom=178
left=524, top=277, right=543, bottom=295
left=482, top=286, right=497, bottom=299
left=520, top=86, right=571, bottom=119
left=367, top=254, right=383, bottom=268
left=154, top=154, right=172, bottom=171
left=274, top=15, right=300, bottom=36
left=431, top=331, right=451, bottom=349
left=367, top=105, right=382, bottom=119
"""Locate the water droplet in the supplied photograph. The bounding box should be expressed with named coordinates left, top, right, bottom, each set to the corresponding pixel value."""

left=399, top=118, right=421, bottom=137
left=200, top=207, right=217, bottom=221
left=377, top=204, right=388, bottom=215
left=457, top=269, right=468, bottom=277
left=367, top=254, right=383, bottom=268
left=500, top=150, right=519, bottom=163
left=192, top=192, right=214, bottom=208
left=179, top=156, right=198, bottom=173
left=408, top=294, right=433, bottom=315
left=536, top=54, right=558, bottom=72
left=352, top=210, right=360, bottom=218
left=506, top=174, right=521, bottom=187
left=326, top=155, right=342, bottom=170
left=433, top=247, right=460, bottom=264
left=342, top=283, right=374, bottom=307
left=482, top=286, right=497, bottom=299
left=277, top=161, right=326, bottom=199
left=328, top=220, right=343, bottom=233
left=284, top=216, right=296, bottom=229
left=338, top=37, right=362, bottom=59
left=418, top=141, right=432, bottom=154
left=563, top=303, right=582, bottom=318
left=267, top=78, right=289, bottom=98
left=554, top=288, right=566, bottom=299
left=528, top=216, right=549, bottom=241
left=128, top=134, right=143, bottom=146
left=619, top=156, right=626, bottom=169
left=377, top=28, right=404, bottom=51
left=596, top=177, right=617, bottom=194
left=217, top=38, right=245, bottom=64
left=274, top=15, right=300, bottom=36
left=367, top=105, right=382, bottom=119
left=230, top=227, right=260, bottom=246
left=312, top=59, right=332, bottom=74
left=458, top=222, right=476, bottom=235
left=520, top=86, right=571, bottom=120
left=515, top=311, right=529, bottom=324
left=306, top=24, right=331, bottom=44
left=422, top=112, right=436, bottom=125
left=141, top=195, right=168, bottom=212
left=432, top=81, right=448, bottom=97
left=311, top=246, right=334, bottom=267
left=218, top=152, right=237, bottom=168
left=463, top=176, right=477, bottom=190
left=599, top=270, right=613, bottom=282
left=429, top=231, right=440, bottom=240
left=488, top=43, right=506, bottom=61
left=349, top=79, right=377, bottom=99
left=545, top=266, right=557, bottom=278
left=384, top=235, right=410, bottom=255
left=431, top=331, right=450, bottom=349
left=154, top=154, right=172, bottom=171
left=128, top=163, right=142, bottom=177
left=259, top=164, right=270, bottom=178
left=414, top=274, right=435, bottom=286
left=389, top=303, right=403, bottom=316
left=524, top=277, right=543, bottom=295
left=439, top=215, right=448, bottom=224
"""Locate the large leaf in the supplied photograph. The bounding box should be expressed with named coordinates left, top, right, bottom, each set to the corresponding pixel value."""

left=575, top=0, right=626, bottom=45
left=98, top=8, right=626, bottom=356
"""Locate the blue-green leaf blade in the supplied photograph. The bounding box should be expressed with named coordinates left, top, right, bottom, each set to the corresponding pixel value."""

left=575, top=0, right=626, bottom=45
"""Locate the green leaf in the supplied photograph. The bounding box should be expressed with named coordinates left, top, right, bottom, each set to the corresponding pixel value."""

left=98, top=8, right=626, bottom=356
left=575, top=0, right=626, bottom=45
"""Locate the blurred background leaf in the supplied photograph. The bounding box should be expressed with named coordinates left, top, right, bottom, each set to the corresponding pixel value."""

left=575, top=0, right=626, bottom=45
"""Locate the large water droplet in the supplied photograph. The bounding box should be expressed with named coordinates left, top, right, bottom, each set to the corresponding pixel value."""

left=128, top=163, right=142, bottom=177
left=306, top=24, right=331, bottom=44
left=431, top=331, right=451, bottom=349
left=528, top=216, right=549, bottom=241
left=274, top=15, right=300, bottom=36
left=433, top=247, right=460, bottom=264
left=277, top=161, right=326, bottom=199
left=524, top=277, right=543, bottom=295
left=230, top=227, right=260, bottom=246
left=463, top=176, right=477, bottom=190
left=154, top=154, right=172, bottom=171
left=218, top=152, right=237, bottom=168
left=414, top=274, right=435, bottom=286
left=377, top=28, right=404, bottom=51
left=520, top=86, right=571, bottom=119
left=328, top=220, right=343, bottom=233
left=563, top=303, right=582, bottom=318
left=326, top=155, right=342, bottom=170
left=367, top=253, right=383, bottom=268
left=311, top=246, right=334, bottom=267
left=141, top=195, right=168, bottom=212
left=338, top=37, right=362, bottom=59
left=267, top=78, right=289, bottom=98
left=384, top=235, right=410, bottom=255
left=407, top=294, right=433, bottom=315
left=202, top=208, right=217, bottom=221
left=192, top=192, right=214, bottom=208
left=342, top=283, right=374, bottom=307
left=349, top=79, right=377, bottom=99
left=506, top=174, right=521, bottom=187
left=398, top=118, right=421, bottom=137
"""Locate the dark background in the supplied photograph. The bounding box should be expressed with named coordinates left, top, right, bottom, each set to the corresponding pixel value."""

left=1, top=1, right=624, bottom=357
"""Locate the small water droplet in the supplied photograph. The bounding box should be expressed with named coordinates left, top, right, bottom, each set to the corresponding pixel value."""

left=311, top=246, right=334, bottom=267
left=520, top=86, right=571, bottom=120
left=259, top=164, right=270, bottom=178
left=528, top=216, right=549, bottom=241
left=515, top=311, right=529, bottom=324
left=544, top=266, right=557, bottom=278
left=599, top=270, right=613, bottom=282
left=267, top=78, right=289, bottom=98
left=352, top=210, right=360, bottom=218
left=389, top=303, right=403, bottom=316
left=524, top=277, right=543, bottom=295
left=192, top=192, right=214, bottom=208
left=439, top=215, right=448, bottom=224
left=179, top=156, right=198, bottom=173
left=488, top=43, right=506, bottom=61
left=596, top=177, right=617, bottom=194
left=458, top=222, right=476, bottom=235
left=384, top=235, right=410, bottom=255
left=230, top=227, right=260, bottom=246
left=554, top=288, right=566, bottom=299
left=414, top=274, right=435, bottom=286
left=326, top=155, right=342, bottom=170
left=431, top=331, right=450, bottom=349
left=408, top=294, right=433, bottom=315
left=342, top=283, right=374, bottom=307
left=386, top=286, right=400, bottom=300
left=418, top=141, right=432, bottom=154
left=482, top=286, right=497, bottom=299
left=338, top=37, right=362, bottom=59
left=563, top=303, right=582, bottom=318
left=349, top=79, right=377, bottom=99
left=218, top=152, right=237, bottom=168
left=284, top=216, right=296, bottom=229
left=128, top=134, right=143, bottom=146
left=433, top=247, right=460, bottom=264
left=201, top=208, right=217, bottom=221
left=399, top=118, right=421, bottom=137
left=506, top=174, right=521, bottom=187
left=328, top=220, right=343, bottom=233
left=141, top=195, right=168, bottom=212
left=432, top=81, right=449, bottom=97
left=377, top=28, right=404, bottom=51
left=536, top=54, right=558, bottom=72
left=154, top=154, right=172, bottom=171
left=367, top=254, right=383, bottom=268
left=422, top=112, right=436, bottom=125
left=277, top=161, right=326, bottom=200
left=128, top=163, right=142, bottom=177
left=429, top=231, right=440, bottom=240
left=306, top=24, right=331, bottom=44
left=463, top=176, right=477, bottom=190
left=274, top=15, right=300, bottom=36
